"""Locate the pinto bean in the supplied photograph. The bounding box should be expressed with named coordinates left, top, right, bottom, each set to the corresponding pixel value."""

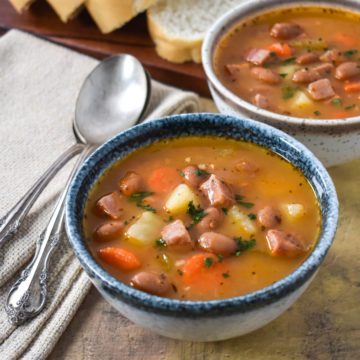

left=198, top=232, right=237, bottom=256
left=266, top=229, right=306, bottom=257
left=335, top=62, right=360, bottom=80
left=131, top=272, right=171, bottom=296
left=253, top=93, right=269, bottom=109
left=270, top=22, right=303, bottom=40
left=251, top=67, right=281, bottom=84
left=95, top=192, right=123, bottom=219
left=246, top=48, right=271, bottom=66
left=161, top=220, right=193, bottom=249
left=94, top=221, right=124, bottom=242
left=312, top=63, right=334, bottom=76
left=292, top=68, right=321, bottom=84
left=182, top=165, right=208, bottom=188
left=296, top=53, right=319, bottom=65
left=258, top=206, right=281, bottom=228
left=200, top=174, right=234, bottom=207
left=195, top=207, right=223, bottom=234
left=119, top=171, right=143, bottom=196
left=307, top=78, right=335, bottom=100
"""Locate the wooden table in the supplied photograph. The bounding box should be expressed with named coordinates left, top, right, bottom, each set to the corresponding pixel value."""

left=48, top=111, right=360, bottom=359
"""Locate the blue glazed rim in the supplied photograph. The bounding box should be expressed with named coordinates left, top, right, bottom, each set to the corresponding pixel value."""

left=65, top=113, right=339, bottom=317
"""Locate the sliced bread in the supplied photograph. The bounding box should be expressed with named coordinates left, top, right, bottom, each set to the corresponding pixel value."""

left=147, top=0, right=245, bottom=63
left=9, top=0, right=36, bottom=13
left=86, top=0, right=160, bottom=34
left=46, top=0, right=85, bottom=22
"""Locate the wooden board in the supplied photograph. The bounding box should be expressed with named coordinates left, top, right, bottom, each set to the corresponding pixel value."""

left=48, top=99, right=360, bottom=360
left=0, top=0, right=209, bottom=96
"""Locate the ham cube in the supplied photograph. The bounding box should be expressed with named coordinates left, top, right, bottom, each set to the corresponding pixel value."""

left=266, top=229, right=306, bottom=257
left=246, top=48, right=271, bottom=66
left=307, top=78, right=335, bottom=100
left=200, top=174, right=234, bottom=207
left=161, top=220, right=193, bottom=249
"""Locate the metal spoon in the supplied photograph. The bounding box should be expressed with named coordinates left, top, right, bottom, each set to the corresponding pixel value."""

left=0, top=54, right=150, bottom=248
left=5, top=54, right=151, bottom=325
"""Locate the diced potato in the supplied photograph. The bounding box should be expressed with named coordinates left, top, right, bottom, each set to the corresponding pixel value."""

left=126, top=211, right=164, bottom=245
left=277, top=64, right=299, bottom=77
left=165, top=184, right=199, bottom=215
left=282, top=203, right=305, bottom=220
left=225, top=205, right=257, bottom=236
left=291, top=91, right=313, bottom=110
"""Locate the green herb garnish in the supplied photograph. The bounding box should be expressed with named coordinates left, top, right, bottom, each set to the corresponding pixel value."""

left=221, top=208, right=228, bottom=215
left=282, top=85, right=298, bottom=100
left=331, top=98, right=342, bottom=108
left=235, top=194, right=254, bottom=209
left=314, top=110, right=321, bottom=116
left=248, top=213, right=257, bottom=220
left=177, top=269, right=183, bottom=276
left=129, top=191, right=156, bottom=213
left=344, top=49, right=358, bottom=58
left=345, top=104, right=356, bottom=111
left=217, top=254, right=224, bottom=263
left=222, top=272, right=230, bottom=278
left=281, top=57, right=296, bottom=65
left=204, top=257, right=214, bottom=268
left=195, top=168, right=210, bottom=176
left=187, top=201, right=207, bottom=224
left=279, top=73, right=288, bottom=78
left=179, top=170, right=185, bottom=177
left=155, top=238, right=166, bottom=247
left=234, top=237, right=256, bottom=256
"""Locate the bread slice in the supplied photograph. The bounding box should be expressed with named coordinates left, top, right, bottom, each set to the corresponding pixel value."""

left=86, top=0, right=159, bottom=34
left=9, top=0, right=36, bottom=13
left=46, top=0, right=85, bottom=22
left=147, top=0, right=244, bottom=63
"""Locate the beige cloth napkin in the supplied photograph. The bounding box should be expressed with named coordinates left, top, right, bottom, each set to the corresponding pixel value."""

left=0, top=30, right=200, bottom=360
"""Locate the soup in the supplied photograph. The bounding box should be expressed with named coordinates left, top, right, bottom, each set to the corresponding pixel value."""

left=83, top=137, right=321, bottom=301
left=214, top=6, right=360, bottom=119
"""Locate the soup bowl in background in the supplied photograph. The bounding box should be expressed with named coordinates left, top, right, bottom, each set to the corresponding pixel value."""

left=65, top=113, right=338, bottom=341
left=202, top=0, right=360, bottom=167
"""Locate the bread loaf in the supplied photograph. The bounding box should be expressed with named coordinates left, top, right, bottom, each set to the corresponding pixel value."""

left=9, top=0, right=36, bottom=13
left=46, top=0, right=85, bottom=22
left=147, top=0, right=245, bottom=63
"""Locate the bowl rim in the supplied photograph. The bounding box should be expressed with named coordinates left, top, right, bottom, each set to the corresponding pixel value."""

left=202, top=0, right=360, bottom=128
left=65, top=113, right=339, bottom=317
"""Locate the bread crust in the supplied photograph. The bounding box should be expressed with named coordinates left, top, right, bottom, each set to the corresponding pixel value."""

left=46, top=0, right=85, bottom=22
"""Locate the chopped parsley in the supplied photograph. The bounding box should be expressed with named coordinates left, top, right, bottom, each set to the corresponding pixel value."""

left=179, top=170, right=185, bottom=177
left=248, top=213, right=257, bottom=220
left=155, top=238, right=166, bottom=247
left=331, top=98, right=342, bottom=108
left=222, top=272, right=230, bottom=278
left=221, top=207, right=229, bottom=215
left=195, top=168, right=210, bottom=176
left=279, top=73, right=288, bottom=78
left=343, top=49, right=358, bottom=58
left=177, top=269, right=183, bottom=276
left=314, top=110, right=321, bottom=116
left=345, top=104, right=356, bottom=111
left=235, top=194, right=254, bottom=208
left=187, top=201, right=207, bottom=224
left=129, top=191, right=156, bottom=213
left=282, top=85, right=298, bottom=100
left=234, top=237, right=256, bottom=256
left=204, top=257, right=214, bottom=268
left=217, top=254, right=224, bottom=263
left=281, top=57, right=296, bottom=65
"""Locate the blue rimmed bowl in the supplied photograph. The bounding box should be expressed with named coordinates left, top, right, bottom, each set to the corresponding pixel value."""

left=65, top=113, right=338, bottom=341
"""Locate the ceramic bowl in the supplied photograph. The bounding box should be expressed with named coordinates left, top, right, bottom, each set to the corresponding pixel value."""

left=202, top=0, right=360, bottom=167
left=65, top=113, right=338, bottom=341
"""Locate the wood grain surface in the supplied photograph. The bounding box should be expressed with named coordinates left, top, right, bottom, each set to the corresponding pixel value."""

left=0, top=0, right=209, bottom=96
left=49, top=100, right=360, bottom=360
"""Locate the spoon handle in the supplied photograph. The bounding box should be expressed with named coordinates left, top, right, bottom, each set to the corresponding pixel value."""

left=0, top=143, right=84, bottom=248
left=5, top=145, right=93, bottom=325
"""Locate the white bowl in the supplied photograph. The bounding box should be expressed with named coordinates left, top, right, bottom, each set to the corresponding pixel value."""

left=202, top=0, right=360, bottom=167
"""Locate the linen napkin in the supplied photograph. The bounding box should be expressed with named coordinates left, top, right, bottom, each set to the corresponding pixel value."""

left=0, top=30, right=200, bottom=360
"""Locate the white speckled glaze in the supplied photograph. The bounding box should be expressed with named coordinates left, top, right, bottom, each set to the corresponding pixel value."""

left=202, top=0, right=360, bottom=167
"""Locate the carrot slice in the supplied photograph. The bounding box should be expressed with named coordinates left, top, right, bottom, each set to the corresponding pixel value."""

left=333, top=32, right=357, bottom=47
left=148, top=167, right=182, bottom=193
left=268, top=43, right=292, bottom=58
left=98, top=247, right=141, bottom=271
left=344, top=82, right=360, bottom=93
left=182, top=253, right=227, bottom=293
